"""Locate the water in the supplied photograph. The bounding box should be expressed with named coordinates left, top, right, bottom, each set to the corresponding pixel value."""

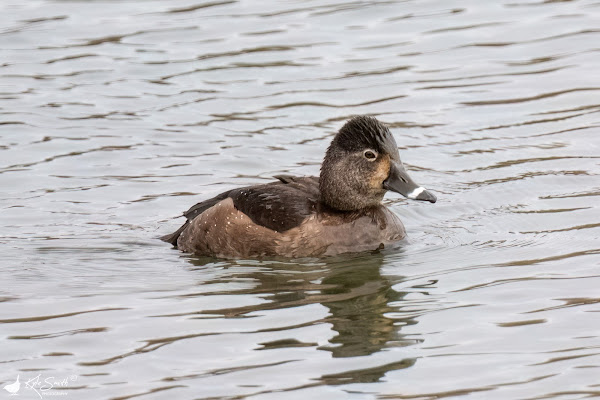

left=1, top=0, right=599, bottom=398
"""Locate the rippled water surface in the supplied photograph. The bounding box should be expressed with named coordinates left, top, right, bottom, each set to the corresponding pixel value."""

left=2, top=0, right=600, bottom=398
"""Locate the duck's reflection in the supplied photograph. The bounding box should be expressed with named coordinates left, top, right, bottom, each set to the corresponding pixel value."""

left=317, top=255, right=414, bottom=358
left=186, top=250, right=420, bottom=359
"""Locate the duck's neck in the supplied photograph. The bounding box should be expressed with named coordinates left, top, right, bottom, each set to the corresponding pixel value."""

left=319, top=159, right=384, bottom=211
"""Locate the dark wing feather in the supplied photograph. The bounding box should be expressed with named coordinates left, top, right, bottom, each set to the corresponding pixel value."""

left=160, top=176, right=320, bottom=246
left=183, top=190, right=233, bottom=221
left=230, top=176, right=319, bottom=233
left=159, top=189, right=233, bottom=245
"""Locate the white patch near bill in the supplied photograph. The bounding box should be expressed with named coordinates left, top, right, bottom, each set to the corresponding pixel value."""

left=407, top=186, right=425, bottom=199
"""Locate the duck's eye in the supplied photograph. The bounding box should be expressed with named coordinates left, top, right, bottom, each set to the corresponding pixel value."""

left=363, top=150, right=377, bottom=160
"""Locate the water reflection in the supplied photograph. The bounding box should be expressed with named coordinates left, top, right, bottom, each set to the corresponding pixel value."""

left=188, top=252, right=420, bottom=360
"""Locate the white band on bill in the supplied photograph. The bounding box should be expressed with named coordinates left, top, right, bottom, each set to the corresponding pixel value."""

left=407, top=187, right=425, bottom=199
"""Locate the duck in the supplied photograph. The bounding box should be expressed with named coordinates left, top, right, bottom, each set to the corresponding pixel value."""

left=161, top=115, right=436, bottom=258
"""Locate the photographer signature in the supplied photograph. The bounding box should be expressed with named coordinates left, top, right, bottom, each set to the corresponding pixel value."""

left=22, top=374, right=77, bottom=399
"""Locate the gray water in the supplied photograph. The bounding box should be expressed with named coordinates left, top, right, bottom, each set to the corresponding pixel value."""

left=1, top=0, right=599, bottom=399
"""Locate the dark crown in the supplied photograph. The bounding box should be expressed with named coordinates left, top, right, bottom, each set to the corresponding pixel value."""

left=332, top=115, right=394, bottom=153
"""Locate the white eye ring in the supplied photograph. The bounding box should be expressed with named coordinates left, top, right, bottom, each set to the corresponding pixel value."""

left=363, top=149, right=378, bottom=161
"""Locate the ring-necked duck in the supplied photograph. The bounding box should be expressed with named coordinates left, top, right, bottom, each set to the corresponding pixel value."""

left=161, top=115, right=436, bottom=258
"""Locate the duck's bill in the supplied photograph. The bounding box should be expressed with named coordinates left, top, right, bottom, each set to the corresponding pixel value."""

left=383, top=162, right=437, bottom=203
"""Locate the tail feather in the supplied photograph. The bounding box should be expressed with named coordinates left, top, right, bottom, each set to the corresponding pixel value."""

left=159, top=221, right=188, bottom=246
left=161, top=190, right=234, bottom=247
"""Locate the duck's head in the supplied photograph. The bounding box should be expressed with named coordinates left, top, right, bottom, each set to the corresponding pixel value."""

left=319, top=115, right=436, bottom=211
